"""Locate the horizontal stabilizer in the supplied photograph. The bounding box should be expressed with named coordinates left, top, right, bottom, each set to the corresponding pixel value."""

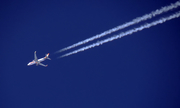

left=45, top=53, right=51, bottom=60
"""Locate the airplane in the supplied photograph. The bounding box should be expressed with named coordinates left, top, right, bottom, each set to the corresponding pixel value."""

left=27, top=51, right=51, bottom=67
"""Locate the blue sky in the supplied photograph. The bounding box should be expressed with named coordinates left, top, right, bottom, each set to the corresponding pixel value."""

left=1, top=0, right=180, bottom=108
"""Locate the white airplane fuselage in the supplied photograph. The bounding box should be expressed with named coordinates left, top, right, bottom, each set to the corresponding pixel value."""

left=27, top=57, right=47, bottom=66
left=27, top=51, right=51, bottom=67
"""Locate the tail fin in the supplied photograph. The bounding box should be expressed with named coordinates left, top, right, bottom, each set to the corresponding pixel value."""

left=45, top=53, right=51, bottom=60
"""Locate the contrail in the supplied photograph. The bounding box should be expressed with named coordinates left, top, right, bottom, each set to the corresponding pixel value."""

left=57, top=1, right=180, bottom=53
left=59, top=11, right=180, bottom=58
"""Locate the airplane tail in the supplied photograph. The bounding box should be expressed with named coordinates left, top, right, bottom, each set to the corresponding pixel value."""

left=45, top=53, right=51, bottom=60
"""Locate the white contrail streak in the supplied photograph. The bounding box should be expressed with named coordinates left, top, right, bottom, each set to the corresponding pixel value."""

left=59, top=11, right=180, bottom=58
left=57, top=1, right=180, bottom=53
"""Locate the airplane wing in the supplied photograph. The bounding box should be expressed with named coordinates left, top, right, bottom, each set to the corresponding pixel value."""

left=34, top=51, right=38, bottom=61
left=39, top=62, right=48, bottom=67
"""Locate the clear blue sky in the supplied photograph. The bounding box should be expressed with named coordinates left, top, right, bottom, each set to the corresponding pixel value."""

left=1, top=0, right=180, bottom=108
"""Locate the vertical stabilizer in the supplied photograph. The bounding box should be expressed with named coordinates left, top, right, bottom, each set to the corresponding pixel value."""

left=45, top=53, right=51, bottom=60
